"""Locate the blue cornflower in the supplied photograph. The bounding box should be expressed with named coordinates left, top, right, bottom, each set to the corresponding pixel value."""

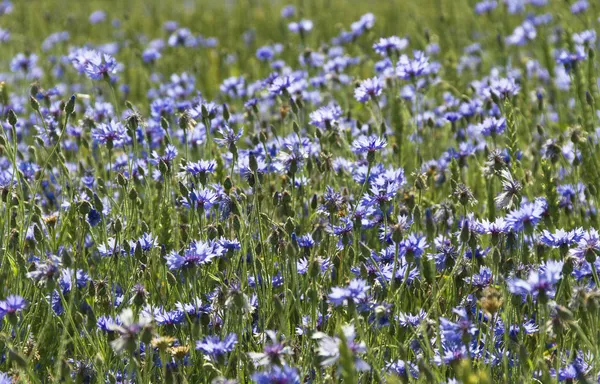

left=351, top=135, right=387, bottom=154
left=42, top=31, right=69, bottom=51
left=89, top=10, right=106, bottom=24
left=506, top=200, right=545, bottom=232
left=488, top=77, right=520, bottom=99
left=386, top=360, right=419, bottom=379
left=248, top=330, right=293, bottom=367
left=154, top=309, right=185, bottom=326
left=309, top=104, right=342, bottom=130
left=87, top=209, right=102, bottom=227
left=439, top=308, right=478, bottom=344
left=142, top=48, right=161, bottom=63
left=91, top=120, right=128, bottom=147
left=196, top=333, right=238, bottom=359
left=280, top=5, right=295, bottom=18
left=252, top=365, right=300, bottom=384
left=476, top=117, right=506, bottom=137
left=474, top=0, right=497, bottom=14
left=539, top=228, right=584, bottom=248
left=288, top=20, right=313, bottom=34
left=168, top=28, right=196, bottom=47
left=79, top=50, right=118, bottom=80
left=268, top=76, right=293, bottom=95
left=295, top=233, right=315, bottom=248
left=505, top=21, right=536, bottom=46
left=396, top=51, right=430, bottom=79
left=573, top=30, right=596, bottom=45
left=556, top=46, right=587, bottom=72
left=0, top=295, right=26, bottom=320
left=150, top=144, right=178, bottom=166
left=570, top=0, right=588, bottom=14
left=256, top=46, right=275, bottom=61
left=361, top=181, right=400, bottom=208
left=445, top=112, right=461, bottom=123
left=314, top=324, right=369, bottom=372
left=401, top=233, right=428, bottom=260
left=508, top=260, right=564, bottom=301
left=131, top=233, right=157, bottom=253
left=183, top=160, right=217, bottom=176
left=184, top=187, right=219, bottom=211
left=464, top=266, right=493, bottom=288
left=328, top=279, right=370, bottom=306
left=214, top=125, right=243, bottom=149
left=97, top=315, right=121, bottom=333
left=98, top=238, right=122, bottom=257
left=165, top=240, right=223, bottom=271
left=0, top=373, right=13, bottom=384
left=569, top=229, right=600, bottom=261
left=373, top=36, right=409, bottom=57
left=329, top=217, right=354, bottom=236
left=397, top=310, right=427, bottom=327
left=354, top=77, right=383, bottom=103
left=218, top=237, right=241, bottom=252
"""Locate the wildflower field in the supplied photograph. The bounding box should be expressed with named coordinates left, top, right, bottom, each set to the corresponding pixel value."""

left=2, top=0, right=600, bottom=382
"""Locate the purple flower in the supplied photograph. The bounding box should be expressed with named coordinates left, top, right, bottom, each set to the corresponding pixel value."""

left=196, top=333, right=238, bottom=359
left=570, top=0, right=588, bottom=14
left=91, top=120, right=128, bottom=147
left=329, top=279, right=370, bottom=306
left=314, top=324, right=369, bottom=372
left=488, top=77, right=520, bottom=99
left=506, top=200, right=545, bottom=232
left=373, top=36, right=408, bottom=56
left=464, top=266, right=492, bottom=288
left=351, top=135, right=387, bottom=154
left=252, top=365, right=300, bottom=384
left=569, top=229, right=600, bottom=260
left=89, top=10, right=106, bottom=24
left=268, top=76, right=293, bottom=95
left=0, top=295, right=26, bottom=320
left=150, top=144, right=178, bottom=166
left=309, top=104, right=342, bottom=130
left=70, top=49, right=118, bottom=80
left=214, top=125, right=243, bottom=148
left=556, top=46, right=587, bottom=72
left=288, top=20, right=313, bottom=34
left=396, top=51, right=430, bottom=79
left=505, top=21, right=536, bottom=46
left=539, top=228, right=584, bottom=248
left=354, top=77, right=383, bottom=103
left=508, top=260, right=564, bottom=301
left=474, top=0, right=497, bottom=14
left=476, top=117, right=506, bottom=137
left=165, top=240, right=223, bottom=271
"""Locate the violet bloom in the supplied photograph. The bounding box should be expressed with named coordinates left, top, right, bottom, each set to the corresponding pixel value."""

left=354, top=77, right=383, bottom=103
left=196, top=333, right=238, bottom=360
left=165, top=240, right=223, bottom=271
left=313, top=324, right=369, bottom=372
left=351, top=135, right=387, bottom=154
left=309, top=104, right=342, bottom=130
left=288, top=20, right=313, bottom=34
left=91, top=120, right=128, bottom=148
left=373, top=36, right=409, bottom=57
left=507, top=260, right=564, bottom=301
left=328, top=279, right=370, bottom=306
left=396, top=51, right=430, bottom=79
left=0, top=295, right=26, bottom=320
left=539, top=228, right=584, bottom=248
left=107, top=308, right=152, bottom=353
left=252, top=365, right=300, bottom=384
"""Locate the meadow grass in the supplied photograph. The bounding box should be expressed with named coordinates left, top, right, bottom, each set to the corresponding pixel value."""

left=0, top=0, right=600, bottom=383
